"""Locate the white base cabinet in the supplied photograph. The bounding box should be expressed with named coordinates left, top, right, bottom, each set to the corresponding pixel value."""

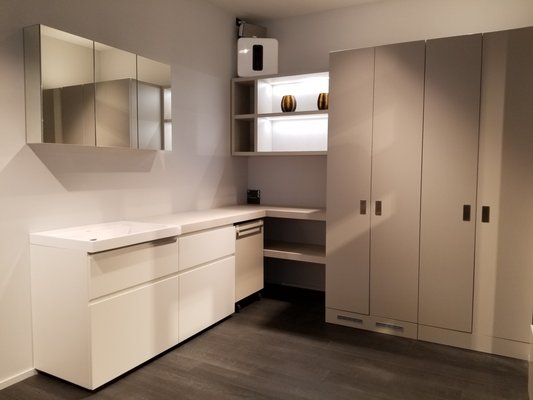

left=31, top=224, right=236, bottom=389
left=31, top=239, right=180, bottom=390
left=235, top=219, right=264, bottom=302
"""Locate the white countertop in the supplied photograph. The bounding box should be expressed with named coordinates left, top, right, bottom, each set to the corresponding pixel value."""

left=30, top=221, right=181, bottom=253
left=142, top=205, right=326, bottom=234
left=30, top=205, right=326, bottom=252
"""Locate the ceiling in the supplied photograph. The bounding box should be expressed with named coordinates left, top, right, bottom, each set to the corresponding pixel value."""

left=206, top=0, right=382, bottom=21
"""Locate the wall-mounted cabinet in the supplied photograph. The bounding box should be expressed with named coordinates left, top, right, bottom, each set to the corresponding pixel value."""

left=24, top=25, right=172, bottom=151
left=231, top=72, right=329, bottom=155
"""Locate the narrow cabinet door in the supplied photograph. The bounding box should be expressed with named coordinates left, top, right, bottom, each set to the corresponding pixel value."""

left=370, top=41, right=425, bottom=323
left=419, top=34, right=482, bottom=333
left=326, top=48, right=374, bottom=315
left=474, top=27, right=533, bottom=343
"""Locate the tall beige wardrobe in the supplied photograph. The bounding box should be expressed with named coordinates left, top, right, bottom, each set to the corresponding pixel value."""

left=326, top=26, right=533, bottom=360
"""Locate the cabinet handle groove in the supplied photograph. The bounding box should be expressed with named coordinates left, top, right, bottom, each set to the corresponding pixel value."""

left=375, top=201, right=382, bottom=216
left=360, top=200, right=367, bottom=215
left=481, top=206, right=490, bottom=223
left=463, top=204, right=471, bottom=221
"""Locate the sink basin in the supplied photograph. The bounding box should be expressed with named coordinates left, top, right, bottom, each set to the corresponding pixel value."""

left=30, top=221, right=181, bottom=253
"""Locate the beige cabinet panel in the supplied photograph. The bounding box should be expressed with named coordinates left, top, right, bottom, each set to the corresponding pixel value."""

left=178, top=256, right=235, bottom=342
left=326, top=48, right=374, bottom=314
left=369, top=41, right=425, bottom=323
left=89, top=238, right=179, bottom=300
left=235, top=220, right=264, bottom=302
left=419, top=34, right=482, bottom=332
left=474, top=27, right=533, bottom=344
left=90, top=275, right=179, bottom=389
left=178, top=225, right=235, bottom=271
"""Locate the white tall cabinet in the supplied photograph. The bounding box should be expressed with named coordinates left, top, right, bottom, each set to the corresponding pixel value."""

left=419, top=34, right=482, bottom=333
left=327, top=27, right=533, bottom=359
left=326, top=48, right=374, bottom=316
left=326, top=41, right=424, bottom=337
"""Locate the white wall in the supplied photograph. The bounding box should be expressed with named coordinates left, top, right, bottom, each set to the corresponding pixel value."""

left=0, top=0, right=244, bottom=388
left=248, top=0, right=533, bottom=208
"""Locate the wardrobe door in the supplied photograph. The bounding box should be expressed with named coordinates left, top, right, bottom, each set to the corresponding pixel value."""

left=474, top=27, right=533, bottom=344
left=370, top=41, right=425, bottom=323
left=326, top=48, right=374, bottom=314
left=419, top=34, right=482, bottom=333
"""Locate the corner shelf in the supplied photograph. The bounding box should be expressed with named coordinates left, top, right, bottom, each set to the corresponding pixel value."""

left=263, top=216, right=326, bottom=266
left=231, top=72, right=329, bottom=155
left=264, top=240, right=325, bottom=264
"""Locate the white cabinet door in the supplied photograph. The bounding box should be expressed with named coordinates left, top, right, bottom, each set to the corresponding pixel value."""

left=370, top=41, right=425, bottom=323
left=419, top=34, right=482, bottom=333
left=178, top=256, right=235, bottom=342
left=235, top=220, right=264, bottom=302
left=179, top=225, right=235, bottom=271
left=90, top=275, right=180, bottom=389
left=326, top=47, right=375, bottom=315
left=474, top=27, right=533, bottom=344
left=89, top=238, right=179, bottom=300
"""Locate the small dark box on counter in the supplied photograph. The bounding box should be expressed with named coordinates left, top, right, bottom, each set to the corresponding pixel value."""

left=247, top=189, right=261, bottom=204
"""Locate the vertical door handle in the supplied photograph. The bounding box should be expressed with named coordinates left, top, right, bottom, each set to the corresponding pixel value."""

left=463, top=204, right=471, bottom=221
left=375, top=201, right=382, bottom=216
left=360, top=200, right=367, bottom=215
left=481, top=206, right=490, bottom=223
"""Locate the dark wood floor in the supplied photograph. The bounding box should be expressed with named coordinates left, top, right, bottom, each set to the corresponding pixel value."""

left=0, top=286, right=529, bottom=400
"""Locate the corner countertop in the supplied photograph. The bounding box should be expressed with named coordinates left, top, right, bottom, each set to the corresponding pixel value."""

left=29, top=205, right=326, bottom=252
left=142, top=205, right=326, bottom=235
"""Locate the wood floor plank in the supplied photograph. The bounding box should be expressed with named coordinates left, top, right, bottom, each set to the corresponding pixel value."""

left=0, top=286, right=528, bottom=400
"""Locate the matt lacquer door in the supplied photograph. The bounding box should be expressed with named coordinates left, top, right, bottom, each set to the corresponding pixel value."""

left=419, top=34, right=482, bottom=333
left=326, top=47, right=374, bottom=315
left=369, top=41, right=425, bottom=323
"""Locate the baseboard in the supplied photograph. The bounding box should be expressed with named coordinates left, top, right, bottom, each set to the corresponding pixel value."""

left=326, top=307, right=418, bottom=340
left=0, top=368, right=36, bottom=390
left=418, top=324, right=530, bottom=360
left=529, top=325, right=533, bottom=400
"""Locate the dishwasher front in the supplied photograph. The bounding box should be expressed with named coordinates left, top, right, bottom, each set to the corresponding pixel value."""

left=235, top=219, right=264, bottom=303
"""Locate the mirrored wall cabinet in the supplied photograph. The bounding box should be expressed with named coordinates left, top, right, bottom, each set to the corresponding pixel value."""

left=24, top=25, right=172, bottom=151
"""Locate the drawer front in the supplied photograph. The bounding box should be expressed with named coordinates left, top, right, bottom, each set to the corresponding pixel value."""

left=89, top=238, right=178, bottom=300
left=235, top=227, right=264, bottom=302
left=178, top=256, right=235, bottom=342
left=179, top=225, right=235, bottom=271
left=90, top=275, right=179, bottom=389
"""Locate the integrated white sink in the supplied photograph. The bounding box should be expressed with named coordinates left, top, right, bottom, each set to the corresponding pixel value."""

left=30, top=221, right=181, bottom=253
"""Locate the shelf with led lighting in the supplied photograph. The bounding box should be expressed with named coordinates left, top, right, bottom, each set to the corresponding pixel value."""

left=231, top=72, right=329, bottom=155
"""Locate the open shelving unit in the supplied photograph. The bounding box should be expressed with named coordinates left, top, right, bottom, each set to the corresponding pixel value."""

left=263, top=216, right=325, bottom=265
left=231, top=72, right=329, bottom=156
left=264, top=241, right=325, bottom=264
